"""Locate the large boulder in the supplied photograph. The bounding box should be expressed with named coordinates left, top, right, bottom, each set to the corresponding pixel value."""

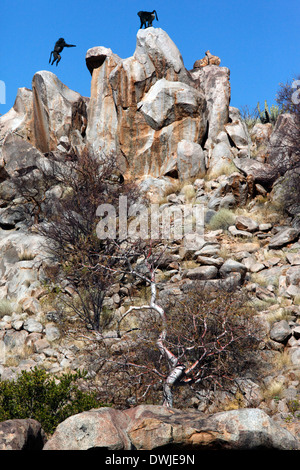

left=0, top=73, right=88, bottom=159
left=43, top=405, right=299, bottom=450
left=126, top=406, right=299, bottom=450
left=0, top=133, right=44, bottom=177
left=234, top=157, right=279, bottom=188
left=190, top=65, right=231, bottom=146
left=267, top=113, right=299, bottom=173
left=0, top=419, right=46, bottom=450
left=85, top=28, right=208, bottom=178
left=0, top=87, right=33, bottom=146
left=85, top=47, right=122, bottom=160
left=176, top=140, right=206, bottom=180
left=225, top=107, right=251, bottom=150
left=137, top=78, right=205, bottom=131
left=43, top=408, right=132, bottom=450
left=32, top=71, right=88, bottom=153
left=268, top=227, right=300, bottom=249
left=134, top=28, right=192, bottom=85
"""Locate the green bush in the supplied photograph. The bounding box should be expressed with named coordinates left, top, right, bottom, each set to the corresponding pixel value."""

left=0, top=367, right=106, bottom=435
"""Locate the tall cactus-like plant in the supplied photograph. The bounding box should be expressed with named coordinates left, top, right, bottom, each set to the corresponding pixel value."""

left=257, top=100, right=281, bottom=125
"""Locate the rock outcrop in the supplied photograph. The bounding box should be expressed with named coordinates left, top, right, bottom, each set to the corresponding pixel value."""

left=43, top=405, right=299, bottom=450
left=0, top=71, right=88, bottom=157
left=85, top=28, right=209, bottom=179
left=0, top=419, right=46, bottom=450
left=0, top=26, right=299, bottom=451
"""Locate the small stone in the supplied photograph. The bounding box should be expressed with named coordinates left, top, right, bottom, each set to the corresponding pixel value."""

left=250, top=262, right=265, bottom=273
left=34, top=338, right=50, bottom=353
left=289, top=348, right=300, bottom=366
left=270, top=320, right=292, bottom=343
left=228, top=226, right=253, bottom=237
left=235, top=216, right=259, bottom=232
left=23, top=319, right=43, bottom=333
left=219, top=259, right=247, bottom=280
left=45, top=324, right=60, bottom=342
left=11, top=320, right=24, bottom=331
left=185, top=266, right=218, bottom=280
left=259, top=223, right=272, bottom=232
left=268, top=228, right=299, bottom=249
left=292, top=326, right=300, bottom=339
left=286, top=253, right=300, bottom=265
left=196, top=256, right=224, bottom=267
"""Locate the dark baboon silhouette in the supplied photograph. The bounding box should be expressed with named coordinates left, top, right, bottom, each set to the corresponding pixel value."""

left=49, top=38, right=76, bottom=66
left=137, top=10, right=158, bottom=29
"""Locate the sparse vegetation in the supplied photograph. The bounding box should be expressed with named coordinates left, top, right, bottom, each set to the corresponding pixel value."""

left=18, top=249, right=36, bottom=261
left=206, top=208, right=236, bottom=231
left=0, top=368, right=105, bottom=435
left=92, top=287, right=261, bottom=408
left=263, top=379, right=284, bottom=401
left=0, top=299, right=14, bottom=318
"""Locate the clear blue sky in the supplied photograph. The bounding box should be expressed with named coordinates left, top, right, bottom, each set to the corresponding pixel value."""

left=1, top=0, right=299, bottom=116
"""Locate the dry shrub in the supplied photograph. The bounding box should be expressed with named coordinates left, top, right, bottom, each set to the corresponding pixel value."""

left=91, top=286, right=262, bottom=408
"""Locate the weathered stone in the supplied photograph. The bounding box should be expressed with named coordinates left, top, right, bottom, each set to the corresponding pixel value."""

left=0, top=134, right=44, bottom=178
left=86, top=28, right=209, bottom=178
left=292, top=326, right=300, bottom=339
left=250, top=122, right=273, bottom=145
left=250, top=262, right=265, bottom=273
left=185, top=265, right=218, bottom=280
left=268, top=228, right=300, bottom=249
left=270, top=320, right=292, bottom=343
left=34, top=338, right=50, bottom=353
left=23, top=318, right=43, bottom=333
left=259, top=223, right=273, bottom=232
left=196, top=256, right=224, bottom=267
left=125, top=406, right=298, bottom=450
left=289, top=347, right=300, bottom=366
left=43, top=408, right=132, bottom=450
left=32, top=71, right=87, bottom=153
left=45, top=323, right=60, bottom=342
left=190, top=65, right=230, bottom=145
left=286, top=253, right=300, bottom=265
left=234, top=157, right=279, bottom=188
left=138, top=78, right=206, bottom=131
left=228, top=225, right=252, bottom=237
left=224, top=107, right=251, bottom=149
left=286, top=266, right=300, bottom=286
left=267, top=113, right=299, bottom=173
left=176, top=140, right=206, bottom=180
left=44, top=405, right=298, bottom=451
left=235, top=216, right=259, bottom=232
left=3, top=330, right=29, bottom=354
left=0, top=419, right=46, bottom=450
left=0, top=87, right=34, bottom=144
left=207, top=142, right=234, bottom=178
left=219, top=259, right=247, bottom=280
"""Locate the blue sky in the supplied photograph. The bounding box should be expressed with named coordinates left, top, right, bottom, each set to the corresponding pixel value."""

left=1, top=0, right=299, bottom=116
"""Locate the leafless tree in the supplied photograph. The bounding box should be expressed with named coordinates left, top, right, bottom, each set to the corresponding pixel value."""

left=35, top=150, right=140, bottom=332
left=80, top=246, right=260, bottom=408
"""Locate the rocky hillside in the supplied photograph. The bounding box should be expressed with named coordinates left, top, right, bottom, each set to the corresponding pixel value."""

left=0, top=27, right=299, bottom=449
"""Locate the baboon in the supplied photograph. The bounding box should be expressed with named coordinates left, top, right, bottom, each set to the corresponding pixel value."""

left=49, top=38, right=76, bottom=66
left=137, top=10, right=158, bottom=29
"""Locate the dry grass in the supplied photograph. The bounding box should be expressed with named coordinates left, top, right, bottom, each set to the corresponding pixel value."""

left=274, top=350, right=292, bottom=370
left=263, top=379, right=285, bottom=400
left=206, top=208, right=236, bottom=231
left=18, top=249, right=36, bottom=261
left=206, top=160, right=239, bottom=180
left=0, top=299, right=14, bottom=318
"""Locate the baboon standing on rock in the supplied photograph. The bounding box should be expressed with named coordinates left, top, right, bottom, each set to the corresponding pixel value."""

left=137, top=10, right=159, bottom=28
